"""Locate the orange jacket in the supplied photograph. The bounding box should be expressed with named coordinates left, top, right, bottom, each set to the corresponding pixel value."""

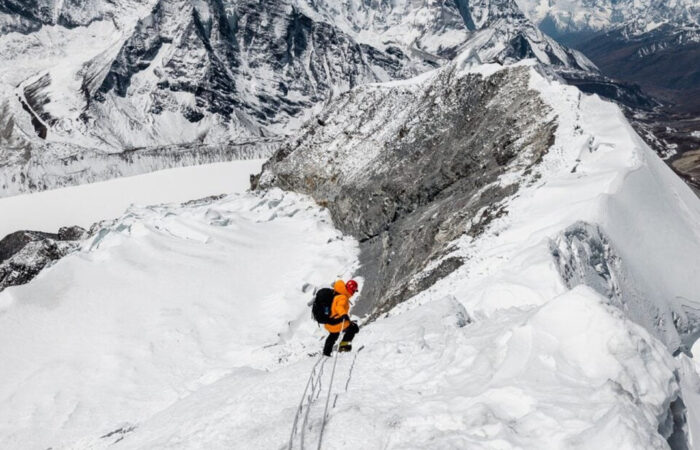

left=324, top=280, right=353, bottom=333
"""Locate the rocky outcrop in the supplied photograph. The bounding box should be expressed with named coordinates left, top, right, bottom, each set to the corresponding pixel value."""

left=0, top=226, right=87, bottom=292
left=256, top=65, right=556, bottom=316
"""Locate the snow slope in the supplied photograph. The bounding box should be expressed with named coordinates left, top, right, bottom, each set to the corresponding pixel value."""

left=0, top=188, right=359, bottom=449
left=112, top=290, right=679, bottom=449
left=0, top=159, right=264, bottom=239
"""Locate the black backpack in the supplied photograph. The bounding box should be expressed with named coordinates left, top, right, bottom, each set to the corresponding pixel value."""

left=311, top=288, right=345, bottom=325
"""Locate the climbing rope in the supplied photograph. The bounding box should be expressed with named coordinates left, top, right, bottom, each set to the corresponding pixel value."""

left=289, top=319, right=356, bottom=450
left=288, top=353, right=325, bottom=450
left=301, top=357, right=326, bottom=449
left=316, top=319, right=345, bottom=450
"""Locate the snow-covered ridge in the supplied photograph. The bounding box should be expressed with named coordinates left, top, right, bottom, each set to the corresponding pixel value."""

left=261, top=52, right=700, bottom=352
left=112, top=290, right=682, bottom=448
left=258, top=51, right=700, bottom=445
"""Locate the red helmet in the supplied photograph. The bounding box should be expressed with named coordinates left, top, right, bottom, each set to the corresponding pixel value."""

left=346, top=279, right=359, bottom=295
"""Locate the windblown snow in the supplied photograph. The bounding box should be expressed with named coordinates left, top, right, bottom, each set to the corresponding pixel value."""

left=1, top=62, right=700, bottom=449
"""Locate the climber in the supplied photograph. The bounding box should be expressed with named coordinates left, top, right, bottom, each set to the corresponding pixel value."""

left=312, top=279, right=360, bottom=357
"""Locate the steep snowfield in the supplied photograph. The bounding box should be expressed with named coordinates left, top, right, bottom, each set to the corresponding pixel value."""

left=113, top=291, right=679, bottom=449
left=0, top=159, right=264, bottom=239
left=0, top=189, right=359, bottom=448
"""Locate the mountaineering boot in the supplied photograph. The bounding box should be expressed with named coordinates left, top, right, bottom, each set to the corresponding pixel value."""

left=338, top=341, right=352, bottom=352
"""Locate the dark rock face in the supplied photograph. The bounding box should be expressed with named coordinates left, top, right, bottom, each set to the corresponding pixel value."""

left=256, top=66, right=556, bottom=317
left=96, top=0, right=241, bottom=120
left=0, top=0, right=45, bottom=33
left=0, top=226, right=87, bottom=292
left=91, top=0, right=440, bottom=136
left=97, top=2, right=176, bottom=99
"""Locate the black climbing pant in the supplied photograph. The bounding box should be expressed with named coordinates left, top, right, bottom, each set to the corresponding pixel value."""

left=323, top=322, right=359, bottom=356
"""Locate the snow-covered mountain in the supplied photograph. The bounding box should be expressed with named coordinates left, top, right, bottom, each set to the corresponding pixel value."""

left=0, top=0, right=603, bottom=198
left=512, top=0, right=700, bottom=191
left=256, top=54, right=700, bottom=447
left=0, top=0, right=465, bottom=197
left=515, top=0, right=699, bottom=41
left=2, top=50, right=700, bottom=448
left=257, top=55, right=700, bottom=353
left=513, top=0, right=700, bottom=102
left=1, top=3, right=700, bottom=447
